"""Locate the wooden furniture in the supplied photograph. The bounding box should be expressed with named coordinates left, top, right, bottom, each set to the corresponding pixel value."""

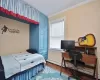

left=60, top=46, right=98, bottom=80
left=74, top=46, right=97, bottom=55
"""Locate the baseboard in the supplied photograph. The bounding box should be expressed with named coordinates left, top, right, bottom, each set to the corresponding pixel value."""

left=47, top=59, right=61, bottom=66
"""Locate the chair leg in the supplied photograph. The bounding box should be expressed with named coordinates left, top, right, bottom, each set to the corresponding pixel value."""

left=60, top=67, right=62, bottom=75
left=64, top=60, right=67, bottom=68
left=68, top=76, right=70, bottom=80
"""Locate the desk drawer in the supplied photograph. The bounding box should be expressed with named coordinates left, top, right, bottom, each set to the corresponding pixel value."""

left=82, top=54, right=97, bottom=64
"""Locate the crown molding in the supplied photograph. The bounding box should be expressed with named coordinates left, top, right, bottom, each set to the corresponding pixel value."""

left=48, top=0, right=95, bottom=18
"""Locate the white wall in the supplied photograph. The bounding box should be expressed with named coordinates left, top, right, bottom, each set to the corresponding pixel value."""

left=0, top=16, right=29, bottom=55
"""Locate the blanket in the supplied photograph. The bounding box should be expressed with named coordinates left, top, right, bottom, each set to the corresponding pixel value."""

left=0, top=52, right=45, bottom=79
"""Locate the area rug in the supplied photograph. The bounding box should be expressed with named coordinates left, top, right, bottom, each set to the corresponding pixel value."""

left=32, top=66, right=75, bottom=80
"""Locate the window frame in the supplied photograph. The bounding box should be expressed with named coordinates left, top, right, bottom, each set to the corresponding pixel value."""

left=49, top=17, right=65, bottom=50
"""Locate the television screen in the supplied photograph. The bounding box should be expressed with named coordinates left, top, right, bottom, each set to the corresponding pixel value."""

left=61, top=40, right=75, bottom=50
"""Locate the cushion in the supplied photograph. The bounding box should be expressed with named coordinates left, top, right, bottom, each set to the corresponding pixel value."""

left=26, top=49, right=37, bottom=54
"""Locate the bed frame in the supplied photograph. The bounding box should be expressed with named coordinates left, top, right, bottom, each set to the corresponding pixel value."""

left=7, top=63, right=44, bottom=80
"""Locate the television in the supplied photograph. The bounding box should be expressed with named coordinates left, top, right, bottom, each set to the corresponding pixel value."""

left=61, top=40, right=75, bottom=51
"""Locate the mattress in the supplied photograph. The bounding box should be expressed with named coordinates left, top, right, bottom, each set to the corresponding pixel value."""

left=1, top=52, right=46, bottom=79
left=12, top=52, right=46, bottom=71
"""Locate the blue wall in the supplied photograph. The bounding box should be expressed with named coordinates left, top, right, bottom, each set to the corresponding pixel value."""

left=30, top=12, right=48, bottom=60
left=29, top=24, right=39, bottom=51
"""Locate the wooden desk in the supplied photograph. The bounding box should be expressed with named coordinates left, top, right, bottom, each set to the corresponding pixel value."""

left=61, top=52, right=98, bottom=79
left=75, top=46, right=97, bottom=55
left=62, top=52, right=97, bottom=65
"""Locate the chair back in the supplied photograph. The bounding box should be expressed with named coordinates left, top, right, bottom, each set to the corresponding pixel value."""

left=69, top=50, right=82, bottom=61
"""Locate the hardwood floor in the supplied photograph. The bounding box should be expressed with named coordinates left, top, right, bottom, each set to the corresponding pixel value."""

left=46, top=61, right=96, bottom=80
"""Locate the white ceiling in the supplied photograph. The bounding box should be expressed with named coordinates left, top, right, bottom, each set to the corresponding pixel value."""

left=23, top=0, right=93, bottom=16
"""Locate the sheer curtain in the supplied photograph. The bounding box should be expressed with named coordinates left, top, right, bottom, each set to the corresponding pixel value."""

left=50, top=20, right=64, bottom=49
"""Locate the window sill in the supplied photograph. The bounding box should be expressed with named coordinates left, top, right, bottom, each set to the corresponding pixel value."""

left=49, top=48, right=62, bottom=51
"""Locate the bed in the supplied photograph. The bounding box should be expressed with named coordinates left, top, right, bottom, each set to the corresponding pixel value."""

left=0, top=52, right=46, bottom=80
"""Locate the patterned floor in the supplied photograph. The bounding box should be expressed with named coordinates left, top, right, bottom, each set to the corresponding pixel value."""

left=32, top=66, right=75, bottom=80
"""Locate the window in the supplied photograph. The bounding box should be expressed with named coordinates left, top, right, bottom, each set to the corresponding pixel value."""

left=50, top=19, right=64, bottom=49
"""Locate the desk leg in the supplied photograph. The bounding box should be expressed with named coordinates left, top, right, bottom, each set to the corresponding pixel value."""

left=93, top=59, right=97, bottom=78
left=96, top=61, right=98, bottom=80
left=94, top=59, right=98, bottom=80
left=60, top=57, right=64, bottom=75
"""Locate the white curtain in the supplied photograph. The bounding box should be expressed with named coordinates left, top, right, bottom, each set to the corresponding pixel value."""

left=0, top=0, right=39, bottom=22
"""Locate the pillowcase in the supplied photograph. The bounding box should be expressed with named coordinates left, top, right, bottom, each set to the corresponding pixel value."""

left=26, top=49, right=37, bottom=54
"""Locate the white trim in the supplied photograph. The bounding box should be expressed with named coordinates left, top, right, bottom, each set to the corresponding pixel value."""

left=49, top=48, right=62, bottom=51
left=49, top=17, right=65, bottom=24
left=49, top=0, right=95, bottom=18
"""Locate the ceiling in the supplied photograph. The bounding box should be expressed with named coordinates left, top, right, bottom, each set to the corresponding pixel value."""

left=23, top=0, right=93, bottom=16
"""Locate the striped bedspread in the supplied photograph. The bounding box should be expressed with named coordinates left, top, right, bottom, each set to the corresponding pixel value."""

left=1, top=52, right=46, bottom=79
